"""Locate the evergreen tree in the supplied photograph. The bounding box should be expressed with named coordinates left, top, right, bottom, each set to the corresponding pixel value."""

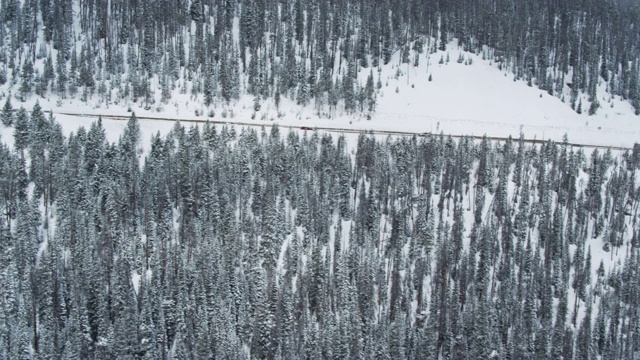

left=1, top=96, right=13, bottom=126
left=0, top=56, right=637, bottom=357
left=13, top=107, right=30, bottom=151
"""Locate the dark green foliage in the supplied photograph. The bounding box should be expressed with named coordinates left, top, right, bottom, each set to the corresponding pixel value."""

left=3, top=0, right=637, bottom=114
left=1, top=96, right=13, bottom=126
left=577, top=99, right=583, bottom=114
left=0, top=0, right=640, bottom=355
left=13, top=107, right=29, bottom=151
left=19, top=61, right=33, bottom=101
left=0, top=110, right=638, bottom=358
left=589, top=99, right=600, bottom=115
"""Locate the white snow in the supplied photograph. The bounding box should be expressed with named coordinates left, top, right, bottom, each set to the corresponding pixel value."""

left=1, top=41, right=637, bottom=150
left=131, top=271, right=141, bottom=295
left=0, top=25, right=637, bottom=354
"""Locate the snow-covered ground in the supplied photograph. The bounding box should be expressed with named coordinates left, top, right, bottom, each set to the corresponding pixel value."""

left=370, top=43, right=639, bottom=149
left=1, top=41, right=638, bottom=149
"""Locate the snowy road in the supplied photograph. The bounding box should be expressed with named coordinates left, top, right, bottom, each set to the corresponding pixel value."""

left=53, top=111, right=634, bottom=151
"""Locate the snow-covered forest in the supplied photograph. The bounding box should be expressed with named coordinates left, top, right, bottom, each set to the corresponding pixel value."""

left=0, top=0, right=639, bottom=117
left=0, top=106, right=640, bottom=359
left=2, top=0, right=640, bottom=359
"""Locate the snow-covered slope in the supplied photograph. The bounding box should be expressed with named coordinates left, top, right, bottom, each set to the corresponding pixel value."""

left=371, top=43, right=639, bottom=148
left=1, top=41, right=638, bottom=149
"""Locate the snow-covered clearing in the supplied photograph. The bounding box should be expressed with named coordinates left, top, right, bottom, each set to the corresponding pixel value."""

left=1, top=41, right=637, bottom=150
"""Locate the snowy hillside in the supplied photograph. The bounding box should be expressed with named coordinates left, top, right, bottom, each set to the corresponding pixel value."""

left=3, top=39, right=639, bottom=150
left=1, top=0, right=639, bottom=148
left=1, top=1, right=640, bottom=359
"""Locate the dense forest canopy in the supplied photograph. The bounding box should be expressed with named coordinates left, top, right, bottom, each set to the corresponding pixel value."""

left=2, top=0, right=640, bottom=359
left=0, top=0, right=639, bottom=115
left=1, top=104, right=640, bottom=358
